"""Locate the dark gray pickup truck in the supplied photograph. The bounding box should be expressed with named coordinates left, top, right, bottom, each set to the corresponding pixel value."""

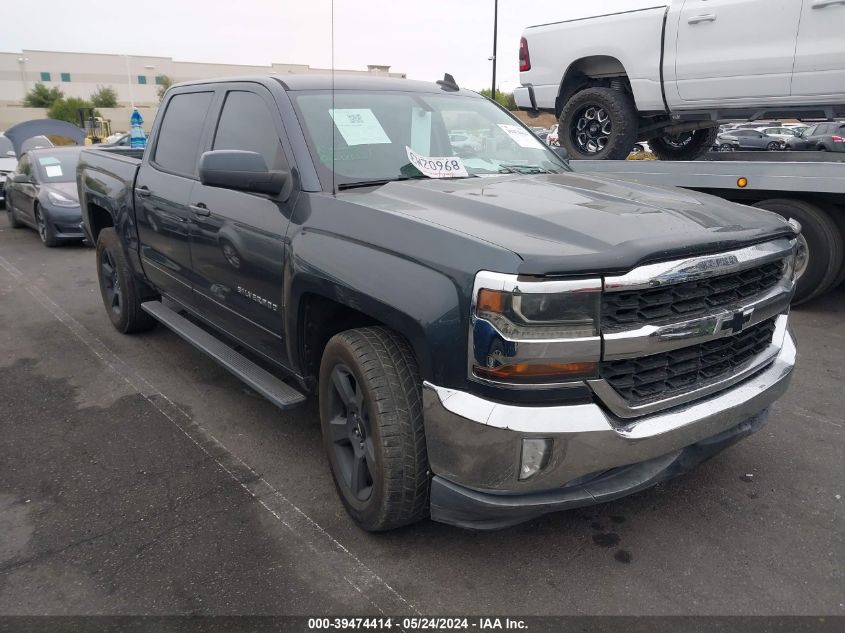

left=77, top=75, right=798, bottom=531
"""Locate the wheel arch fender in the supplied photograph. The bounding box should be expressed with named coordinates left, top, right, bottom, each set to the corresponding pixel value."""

left=556, top=55, right=630, bottom=117
left=285, top=234, right=466, bottom=388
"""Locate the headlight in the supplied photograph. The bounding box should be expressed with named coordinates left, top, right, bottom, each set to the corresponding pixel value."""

left=47, top=191, right=79, bottom=207
left=470, top=271, right=601, bottom=386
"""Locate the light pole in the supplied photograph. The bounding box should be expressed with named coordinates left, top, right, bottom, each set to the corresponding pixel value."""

left=124, top=54, right=135, bottom=110
left=17, top=56, right=29, bottom=99
left=491, top=0, right=498, bottom=100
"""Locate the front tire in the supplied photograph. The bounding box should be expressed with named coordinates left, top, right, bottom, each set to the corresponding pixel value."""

left=319, top=326, right=429, bottom=531
left=559, top=88, right=638, bottom=160
left=650, top=128, right=719, bottom=161
left=35, top=205, right=59, bottom=247
left=96, top=228, right=157, bottom=333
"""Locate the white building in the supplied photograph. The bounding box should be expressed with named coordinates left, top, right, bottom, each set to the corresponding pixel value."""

left=0, top=49, right=404, bottom=107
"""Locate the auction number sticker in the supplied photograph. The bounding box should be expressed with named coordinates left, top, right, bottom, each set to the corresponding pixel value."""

left=406, top=146, right=468, bottom=178
left=497, top=123, right=546, bottom=149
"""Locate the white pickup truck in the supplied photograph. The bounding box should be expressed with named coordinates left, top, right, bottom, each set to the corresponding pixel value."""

left=516, top=0, right=845, bottom=160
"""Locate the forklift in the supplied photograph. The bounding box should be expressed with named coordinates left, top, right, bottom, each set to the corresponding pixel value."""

left=77, top=107, right=112, bottom=144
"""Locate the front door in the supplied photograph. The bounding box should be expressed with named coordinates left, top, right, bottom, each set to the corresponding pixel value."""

left=673, top=0, right=802, bottom=102
left=792, top=0, right=845, bottom=98
left=188, top=86, right=294, bottom=366
left=135, top=89, right=216, bottom=307
left=9, top=154, right=37, bottom=226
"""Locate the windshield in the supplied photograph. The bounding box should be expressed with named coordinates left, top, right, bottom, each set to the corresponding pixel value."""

left=291, top=90, right=569, bottom=189
left=33, top=151, right=80, bottom=183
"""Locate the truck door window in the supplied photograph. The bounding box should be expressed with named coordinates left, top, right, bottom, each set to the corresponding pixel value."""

left=212, top=91, right=286, bottom=171
left=153, top=91, right=214, bottom=178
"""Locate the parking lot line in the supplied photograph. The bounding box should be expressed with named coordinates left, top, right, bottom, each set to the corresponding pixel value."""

left=0, top=253, right=420, bottom=616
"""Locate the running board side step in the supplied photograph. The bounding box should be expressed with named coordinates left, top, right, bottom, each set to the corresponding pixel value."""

left=141, top=301, right=306, bottom=410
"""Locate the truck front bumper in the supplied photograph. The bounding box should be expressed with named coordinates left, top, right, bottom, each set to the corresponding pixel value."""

left=422, top=327, right=796, bottom=529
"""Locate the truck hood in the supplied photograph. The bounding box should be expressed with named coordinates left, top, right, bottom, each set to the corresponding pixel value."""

left=344, top=173, right=795, bottom=275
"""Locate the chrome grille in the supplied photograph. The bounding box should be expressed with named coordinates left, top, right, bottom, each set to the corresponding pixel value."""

left=599, top=317, right=777, bottom=407
left=601, top=260, right=785, bottom=330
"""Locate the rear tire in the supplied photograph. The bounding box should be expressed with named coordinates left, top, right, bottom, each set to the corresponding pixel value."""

left=752, top=199, right=844, bottom=304
left=650, top=128, right=719, bottom=161
left=319, top=326, right=429, bottom=531
left=96, top=228, right=157, bottom=333
left=559, top=88, right=638, bottom=161
left=766, top=141, right=781, bottom=151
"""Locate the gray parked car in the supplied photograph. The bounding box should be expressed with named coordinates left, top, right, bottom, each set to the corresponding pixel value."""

left=5, top=146, right=85, bottom=247
left=785, top=122, right=845, bottom=152
left=716, top=129, right=784, bottom=151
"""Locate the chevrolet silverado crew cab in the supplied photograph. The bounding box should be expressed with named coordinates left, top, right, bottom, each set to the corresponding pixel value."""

left=516, top=0, right=845, bottom=160
left=78, top=75, right=798, bottom=531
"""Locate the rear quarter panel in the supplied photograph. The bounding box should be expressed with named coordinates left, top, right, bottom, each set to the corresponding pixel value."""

left=77, top=148, right=145, bottom=278
left=518, top=5, right=668, bottom=113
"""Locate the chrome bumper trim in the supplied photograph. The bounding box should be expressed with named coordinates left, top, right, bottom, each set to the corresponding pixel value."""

left=422, top=326, right=795, bottom=493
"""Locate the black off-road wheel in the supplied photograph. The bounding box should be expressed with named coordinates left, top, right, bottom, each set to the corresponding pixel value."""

left=96, top=228, right=157, bottom=333
left=650, top=128, right=719, bottom=161
left=319, top=326, right=429, bottom=531
left=559, top=88, right=638, bottom=160
left=752, top=199, right=844, bottom=305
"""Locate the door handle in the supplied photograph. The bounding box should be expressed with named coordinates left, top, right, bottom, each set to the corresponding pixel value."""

left=135, top=186, right=151, bottom=197
left=189, top=203, right=211, bottom=217
left=813, top=0, right=845, bottom=8
left=688, top=13, right=717, bottom=24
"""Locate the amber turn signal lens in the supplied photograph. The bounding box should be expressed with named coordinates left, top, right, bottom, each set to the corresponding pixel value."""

left=477, top=289, right=506, bottom=314
left=737, top=177, right=748, bottom=188
left=474, top=361, right=597, bottom=382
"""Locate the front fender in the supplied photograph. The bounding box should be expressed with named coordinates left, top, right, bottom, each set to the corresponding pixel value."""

left=285, top=229, right=464, bottom=387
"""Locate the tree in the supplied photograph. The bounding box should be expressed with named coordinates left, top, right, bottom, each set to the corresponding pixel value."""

left=156, top=75, right=173, bottom=102
left=90, top=85, right=119, bottom=108
left=23, top=82, right=64, bottom=108
left=48, top=97, right=99, bottom=125
left=480, top=88, right=517, bottom=111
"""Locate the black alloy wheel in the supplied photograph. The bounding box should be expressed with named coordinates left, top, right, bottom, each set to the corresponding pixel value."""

left=326, top=364, right=376, bottom=502
left=100, top=247, right=123, bottom=318
left=572, top=105, right=613, bottom=154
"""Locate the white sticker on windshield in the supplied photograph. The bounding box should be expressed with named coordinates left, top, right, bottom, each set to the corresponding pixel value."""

left=498, top=123, right=545, bottom=149
left=44, top=165, right=63, bottom=177
left=38, top=156, right=61, bottom=166
left=329, top=109, right=391, bottom=146
left=406, top=146, right=468, bottom=179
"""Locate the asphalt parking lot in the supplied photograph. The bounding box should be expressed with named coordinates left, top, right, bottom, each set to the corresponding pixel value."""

left=0, top=213, right=843, bottom=617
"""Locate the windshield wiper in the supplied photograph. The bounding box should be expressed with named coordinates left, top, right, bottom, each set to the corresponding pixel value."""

left=498, top=164, right=557, bottom=175
left=337, top=176, right=420, bottom=191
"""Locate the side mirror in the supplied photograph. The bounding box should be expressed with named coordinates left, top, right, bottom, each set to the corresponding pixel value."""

left=551, top=146, right=569, bottom=162
left=13, top=173, right=31, bottom=184
left=199, top=150, right=287, bottom=196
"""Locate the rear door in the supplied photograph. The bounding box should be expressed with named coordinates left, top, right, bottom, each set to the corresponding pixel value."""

left=792, top=0, right=845, bottom=98
left=135, top=89, right=216, bottom=307
left=673, top=0, right=803, bottom=102
left=188, top=83, right=294, bottom=366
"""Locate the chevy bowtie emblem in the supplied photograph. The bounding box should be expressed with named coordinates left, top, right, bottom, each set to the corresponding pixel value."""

left=723, top=308, right=754, bottom=334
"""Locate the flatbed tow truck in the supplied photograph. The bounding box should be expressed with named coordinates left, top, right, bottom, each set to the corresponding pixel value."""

left=570, top=152, right=845, bottom=304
